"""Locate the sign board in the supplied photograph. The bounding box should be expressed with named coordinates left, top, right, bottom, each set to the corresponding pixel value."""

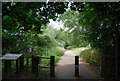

left=1, top=54, right=23, bottom=60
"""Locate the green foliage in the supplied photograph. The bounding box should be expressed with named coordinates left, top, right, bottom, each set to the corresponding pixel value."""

left=78, top=2, right=120, bottom=52
left=42, top=46, right=65, bottom=63
left=2, top=2, right=70, bottom=55
left=58, top=9, right=79, bottom=30
left=55, top=29, right=71, bottom=47
left=71, top=47, right=87, bottom=56
left=2, top=2, right=120, bottom=78
left=2, top=2, right=84, bottom=55
left=55, top=40, right=66, bottom=47
left=80, top=49, right=101, bottom=66
left=37, top=34, right=51, bottom=46
left=58, top=9, right=88, bottom=47
left=2, top=2, right=69, bottom=32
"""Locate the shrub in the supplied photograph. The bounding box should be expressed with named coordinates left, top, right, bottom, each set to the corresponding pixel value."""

left=80, top=49, right=101, bottom=66
left=42, top=46, right=65, bottom=64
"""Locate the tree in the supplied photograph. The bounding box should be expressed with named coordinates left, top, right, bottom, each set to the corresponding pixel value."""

left=58, top=9, right=88, bottom=47
left=2, top=2, right=69, bottom=53
left=77, top=2, right=120, bottom=78
left=2, top=2, right=84, bottom=54
left=78, top=2, right=120, bottom=52
left=2, top=2, right=69, bottom=32
left=55, top=28, right=71, bottom=47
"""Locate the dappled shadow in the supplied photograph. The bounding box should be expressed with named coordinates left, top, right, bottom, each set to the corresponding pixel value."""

left=2, top=69, right=50, bottom=79
left=51, top=50, right=101, bottom=79
left=53, top=63, right=100, bottom=79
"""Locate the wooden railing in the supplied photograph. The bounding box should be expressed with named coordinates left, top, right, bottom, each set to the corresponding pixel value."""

left=2, top=55, right=55, bottom=78
left=31, top=55, right=55, bottom=77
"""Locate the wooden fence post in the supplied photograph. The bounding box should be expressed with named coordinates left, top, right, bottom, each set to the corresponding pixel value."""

left=27, top=58, right=29, bottom=66
left=20, top=55, right=24, bottom=72
left=31, top=55, right=35, bottom=73
left=75, top=56, right=79, bottom=76
left=4, top=60, right=11, bottom=74
left=50, top=56, right=55, bottom=77
left=31, top=55, right=39, bottom=77
left=16, top=59, right=19, bottom=74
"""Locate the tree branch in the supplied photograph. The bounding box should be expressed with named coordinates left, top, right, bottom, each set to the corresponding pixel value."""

left=3, top=2, right=20, bottom=16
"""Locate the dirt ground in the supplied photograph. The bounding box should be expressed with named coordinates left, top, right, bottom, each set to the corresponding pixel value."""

left=53, top=50, right=100, bottom=79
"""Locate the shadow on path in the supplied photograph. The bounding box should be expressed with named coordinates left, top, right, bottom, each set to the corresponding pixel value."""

left=52, top=50, right=100, bottom=79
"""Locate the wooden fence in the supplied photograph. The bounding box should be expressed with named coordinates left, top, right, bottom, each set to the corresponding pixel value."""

left=2, top=55, right=55, bottom=78
left=31, top=55, right=55, bottom=77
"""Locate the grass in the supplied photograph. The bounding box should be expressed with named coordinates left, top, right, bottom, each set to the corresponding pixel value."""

left=22, top=46, right=65, bottom=69
left=42, top=46, right=65, bottom=64
left=2, top=46, right=65, bottom=77
left=71, top=47, right=100, bottom=67
left=71, top=47, right=88, bottom=55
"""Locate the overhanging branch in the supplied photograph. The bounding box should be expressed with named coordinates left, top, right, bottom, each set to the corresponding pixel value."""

left=3, top=2, right=20, bottom=16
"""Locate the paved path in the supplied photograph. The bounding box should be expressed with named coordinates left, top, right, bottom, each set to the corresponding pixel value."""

left=53, top=50, right=100, bottom=79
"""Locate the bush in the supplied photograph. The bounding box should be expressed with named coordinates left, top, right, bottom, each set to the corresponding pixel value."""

left=65, top=46, right=72, bottom=50
left=42, top=46, right=65, bottom=63
left=80, top=49, right=101, bottom=66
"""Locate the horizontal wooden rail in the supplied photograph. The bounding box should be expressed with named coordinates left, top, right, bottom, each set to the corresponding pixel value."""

left=39, top=66, right=50, bottom=68
left=40, top=57, right=50, bottom=59
left=25, top=56, right=50, bottom=59
left=24, top=56, right=32, bottom=58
